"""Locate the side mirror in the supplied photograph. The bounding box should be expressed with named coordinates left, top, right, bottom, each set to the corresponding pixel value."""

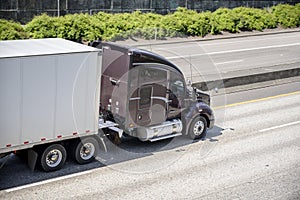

left=214, top=87, right=219, bottom=93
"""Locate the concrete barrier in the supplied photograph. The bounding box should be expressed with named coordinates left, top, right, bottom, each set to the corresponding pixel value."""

left=193, top=63, right=300, bottom=91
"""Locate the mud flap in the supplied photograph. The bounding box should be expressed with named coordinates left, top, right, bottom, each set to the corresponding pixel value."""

left=28, top=149, right=38, bottom=171
left=0, top=154, right=10, bottom=170
left=107, top=127, right=123, bottom=145
left=96, top=135, right=107, bottom=153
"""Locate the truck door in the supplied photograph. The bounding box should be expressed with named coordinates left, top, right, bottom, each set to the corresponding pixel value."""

left=167, top=71, right=187, bottom=119
left=129, top=65, right=168, bottom=127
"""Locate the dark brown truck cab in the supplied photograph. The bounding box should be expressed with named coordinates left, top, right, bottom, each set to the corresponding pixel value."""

left=92, top=42, right=214, bottom=142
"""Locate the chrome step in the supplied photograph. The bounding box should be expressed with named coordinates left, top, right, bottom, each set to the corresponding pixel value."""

left=148, top=119, right=181, bottom=129
left=149, top=133, right=182, bottom=142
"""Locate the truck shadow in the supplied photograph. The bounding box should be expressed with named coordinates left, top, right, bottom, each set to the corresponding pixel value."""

left=0, top=126, right=224, bottom=190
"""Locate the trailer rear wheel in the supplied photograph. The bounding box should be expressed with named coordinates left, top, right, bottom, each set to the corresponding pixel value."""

left=73, top=137, right=98, bottom=165
left=40, top=144, right=67, bottom=172
left=188, top=116, right=207, bottom=140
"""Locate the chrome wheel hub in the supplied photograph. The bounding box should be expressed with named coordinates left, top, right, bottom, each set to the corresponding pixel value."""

left=46, top=149, right=62, bottom=167
left=193, top=121, right=204, bottom=135
left=80, top=143, right=95, bottom=160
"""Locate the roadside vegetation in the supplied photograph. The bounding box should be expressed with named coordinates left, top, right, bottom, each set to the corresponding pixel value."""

left=0, top=3, right=299, bottom=41
left=0, top=19, right=28, bottom=40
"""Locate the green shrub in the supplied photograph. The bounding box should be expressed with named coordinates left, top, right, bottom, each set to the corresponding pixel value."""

left=2, top=4, right=299, bottom=42
left=187, top=12, right=212, bottom=37
left=211, top=8, right=239, bottom=33
left=25, top=13, right=104, bottom=42
left=272, top=4, right=300, bottom=28
left=59, top=13, right=95, bottom=42
left=0, top=19, right=28, bottom=40
left=232, top=7, right=277, bottom=31
left=25, top=14, right=59, bottom=38
left=162, top=7, right=197, bottom=35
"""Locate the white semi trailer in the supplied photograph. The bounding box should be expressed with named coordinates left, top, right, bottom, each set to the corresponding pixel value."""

left=0, top=38, right=118, bottom=171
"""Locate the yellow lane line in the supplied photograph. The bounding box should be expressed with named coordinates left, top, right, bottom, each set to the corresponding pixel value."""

left=213, top=90, right=300, bottom=110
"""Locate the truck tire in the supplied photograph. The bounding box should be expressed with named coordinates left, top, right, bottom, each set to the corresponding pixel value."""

left=188, top=116, right=207, bottom=140
left=72, top=137, right=98, bottom=165
left=40, top=144, right=67, bottom=172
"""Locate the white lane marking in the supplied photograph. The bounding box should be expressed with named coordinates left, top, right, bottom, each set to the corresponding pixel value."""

left=200, top=34, right=300, bottom=46
left=259, top=121, right=300, bottom=133
left=151, top=34, right=300, bottom=49
left=214, top=60, right=244, bottom=65
left=166, top=43, right=300, bottom=59
left=5, top=169, right=94, bottom=193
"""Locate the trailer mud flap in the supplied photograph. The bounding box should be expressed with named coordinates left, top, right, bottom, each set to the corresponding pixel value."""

left=95, top=134, right=108, bottom=153
left=0, top=154, right=10, bottom=170
left=28, top=149, right=38, bottom=171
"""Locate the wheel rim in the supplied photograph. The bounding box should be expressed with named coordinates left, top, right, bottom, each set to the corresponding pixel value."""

left=193, top=120, right=204, bottom=136
left=80, top=142, right=95, bottom=160
left=46, top=149, right=63, bottom=167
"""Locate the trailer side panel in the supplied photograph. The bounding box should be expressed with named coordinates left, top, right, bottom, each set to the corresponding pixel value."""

left=0, top=39, right=101, bottom=154
left=0, top=58, right=22, bottom=148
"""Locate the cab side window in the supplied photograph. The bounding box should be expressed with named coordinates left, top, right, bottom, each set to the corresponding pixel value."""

left=170, top=72, right=185, bottom=97
left=139, top=66, right=167, bottom=83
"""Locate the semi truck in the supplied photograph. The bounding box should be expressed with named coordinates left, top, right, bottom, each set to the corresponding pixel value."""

left=0, top=38, right=214, bottom=172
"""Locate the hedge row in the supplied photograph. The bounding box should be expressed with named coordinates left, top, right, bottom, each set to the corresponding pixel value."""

left=0, top=19, right=28, bottom=40
left=1, top=4, right=299, bottom=41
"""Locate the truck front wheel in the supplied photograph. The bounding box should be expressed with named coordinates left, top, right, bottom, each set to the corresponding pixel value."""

left=188, top=116, right=207, bottom=140
left=72, top=137, right=98, bottom=165
left=40, top=144, right=67, bottom=172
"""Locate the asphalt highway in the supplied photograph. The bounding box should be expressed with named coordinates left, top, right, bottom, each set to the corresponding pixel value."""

left=0, top=32, right=300, bottom=199
left=0, top=80, right=299, bottom=199
left=137, top=31, right=300, bottom=83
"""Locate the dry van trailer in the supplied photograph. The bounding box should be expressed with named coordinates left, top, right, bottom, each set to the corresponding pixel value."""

left=0, top=38, right=115, bottom=171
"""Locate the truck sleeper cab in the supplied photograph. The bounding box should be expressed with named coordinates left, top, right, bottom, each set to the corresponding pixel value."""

left=93, top=42, right=214, bottom=142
